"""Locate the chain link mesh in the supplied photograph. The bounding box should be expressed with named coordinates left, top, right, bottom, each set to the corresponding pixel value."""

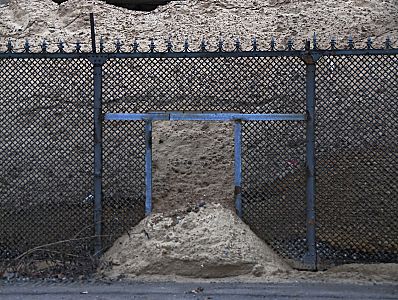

left=102, top=120, right=146, bottom=251
left=102, top=56, right=307, bottom=262
left=242, top=120, right=307, bottom=262
left=316, top=54, right=398, bottom=266
left=1, top=51, right=396, bottom=275
left=0, top=58, right=94, bottom=274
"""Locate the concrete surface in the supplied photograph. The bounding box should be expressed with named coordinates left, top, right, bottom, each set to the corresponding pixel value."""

left=1, top=281, right=398, bottom=299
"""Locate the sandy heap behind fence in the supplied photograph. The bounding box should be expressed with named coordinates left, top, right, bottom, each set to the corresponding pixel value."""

left=100, top=204, right=290, bottom=278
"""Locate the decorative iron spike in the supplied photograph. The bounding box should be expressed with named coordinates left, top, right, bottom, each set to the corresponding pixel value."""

left=348, top=35, right=354, bottom=49
left=200, top=37, right=207, bottom=52
left=6, top=38, right=13, bottom=52
left=41, top=39, right=48, bottom=53
left=24, top=39, right=30, bottom=53
left=312, top=32, right=317, bottom=50
left=270, top=36, right=276, bottom=51
left=330, top=36, right=337, bottom=50
left=217, top=35, right=224, bottom=52
left=132, top=38, right=139, bottom=53
left=305, top=38, right=311, bottom=52
left=149, top=38, right=156, bottom=52
left=287, top=37, right=293, bottom=51
left=385, top=36, right=392, bottom=49
left=99, top=36, right=105, bottom=53
left=367, top=37, right=373, bottom=49
left=234, top=37, right=241, bottom=52
left=183, top=38, right=189, bottom=52
left=166, top=35, right=173, bottom=52
left=75, top=40, right=81, bottom=53
left=251, top=37, right=258, bottom=51
left=58, top=39, right=65, bottom=53
left=115, top=38, right=122, bottom=53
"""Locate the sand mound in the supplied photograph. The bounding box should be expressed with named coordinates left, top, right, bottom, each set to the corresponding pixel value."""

left=0, top=0, right=397, bottom=50
left=100, top=204, right=290, bottom=278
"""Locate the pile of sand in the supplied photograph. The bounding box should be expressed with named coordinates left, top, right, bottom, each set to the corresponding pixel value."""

left=100, top=204, right=290, bottom=278
left=0, top=0, right=397, bottom=51
left=1, top=0, right=397, bottom=281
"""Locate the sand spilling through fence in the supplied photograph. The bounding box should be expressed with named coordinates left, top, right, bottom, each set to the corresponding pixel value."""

left=100, top=204, right=290, bottom=278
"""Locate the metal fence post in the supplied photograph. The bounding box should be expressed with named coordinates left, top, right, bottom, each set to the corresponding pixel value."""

left=90, top=12, right=104, bottom=257
left=93, top=62, right=103, bottom=257
left=145, top=120, right=153, bottom=215
left=302, top=41, right=317, bottom=270
left=234, top=120, right=243, bottom=218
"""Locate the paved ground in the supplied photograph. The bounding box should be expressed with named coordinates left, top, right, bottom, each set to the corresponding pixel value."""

left=1, top=281, right=397, bottom=299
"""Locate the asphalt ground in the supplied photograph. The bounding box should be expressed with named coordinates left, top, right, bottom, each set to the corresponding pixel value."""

left=1, top=281, right=398, bottom=300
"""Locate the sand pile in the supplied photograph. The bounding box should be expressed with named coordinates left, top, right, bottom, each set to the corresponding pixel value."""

left=0, top=0, right=397, bottom=50
left=100, top=204, right=290, bottom=278
left=0, top=0, right=397, bottom=280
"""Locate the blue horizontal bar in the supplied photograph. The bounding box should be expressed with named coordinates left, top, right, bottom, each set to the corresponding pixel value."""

left=170, top=113, right=305, bottom=121
left=104, top=113, right=168, bottom=121
left=104, top=112, right=305, bottom=122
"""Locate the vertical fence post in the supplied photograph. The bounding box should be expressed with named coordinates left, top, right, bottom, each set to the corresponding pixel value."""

left=90, top=12, right=104, bottom=257
left=234, top=120, right=242, bottom=218
left=145, top=120, right=153, bottom=215
left=303, top=41, right=317, bottom=270
left=93, top=62, right=103, bottom=257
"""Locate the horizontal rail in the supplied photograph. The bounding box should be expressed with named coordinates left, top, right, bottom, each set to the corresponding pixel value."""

left=0, top=48, right=397, bottom=60
left=104, top=112, right=306, bottom=122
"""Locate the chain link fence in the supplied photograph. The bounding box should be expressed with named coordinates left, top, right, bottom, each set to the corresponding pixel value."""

left=0, top=42, right=397, bottom=275
left=0, top=58, right=95, bottom=275
left=315, top=54, right=398, bottom=266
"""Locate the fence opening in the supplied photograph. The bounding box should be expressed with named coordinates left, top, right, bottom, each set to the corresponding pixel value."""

left=152, top=120, right=235, bottom=213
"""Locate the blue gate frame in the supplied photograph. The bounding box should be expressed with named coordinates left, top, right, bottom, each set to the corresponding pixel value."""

left=1, top=13, right=396, bottom=269
left=104, top=112, right=306, bottom=216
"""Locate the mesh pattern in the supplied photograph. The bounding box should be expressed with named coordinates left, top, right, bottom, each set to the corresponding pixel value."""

left=102, top=56, right=305, bottom=114
left=102, top=121, right=146, bottom=250
left=0, top=58, right=94, bottom=273
left=2, top=51, right=396, bottom=274
left=242, top=120, right=307, bottom=260
left=102, top=56, right=307, bottom=261
left=316, top=54, right=398, bottom=265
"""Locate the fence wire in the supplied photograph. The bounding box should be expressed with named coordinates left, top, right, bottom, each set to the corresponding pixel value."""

left=315, top=54, right=398, bottom=266
left=101, top=56, right=308, bottom=263
left=0, top=58, right=95, bottom=274
left=0, top=49, right=397, bottom=275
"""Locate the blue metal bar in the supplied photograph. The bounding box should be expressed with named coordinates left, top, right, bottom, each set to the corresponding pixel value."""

left=170, top=113, right=305, bottom=121
left=105, top=113, right=169, bottom=121
left=145, top=120, right=153, bottom=215
left=234, top=121, right=243, bottom=218
left=93, top=63, right=103, bottom=257
left=105, top=112, right=305, bottom=122
left=303, top=61, right=317, bottom=270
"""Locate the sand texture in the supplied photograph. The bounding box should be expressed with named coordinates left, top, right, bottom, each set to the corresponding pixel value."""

left=0, top=0, right=397, bottom=280
left=100, top=204, right=290, bottom=278
left=0, top=0, right=397, bottom=51
left=152, top=121, right=235, bottom=213
left=0, top=0, right=397, bottom=212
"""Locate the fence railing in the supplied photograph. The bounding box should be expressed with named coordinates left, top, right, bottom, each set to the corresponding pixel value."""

left=0, top=33, right=397, bottom=274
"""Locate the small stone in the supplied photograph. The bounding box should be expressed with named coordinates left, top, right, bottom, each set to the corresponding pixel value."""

left=252, top=264, right=264, bottom=277
left=3, top=272, right=16, bottom=280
